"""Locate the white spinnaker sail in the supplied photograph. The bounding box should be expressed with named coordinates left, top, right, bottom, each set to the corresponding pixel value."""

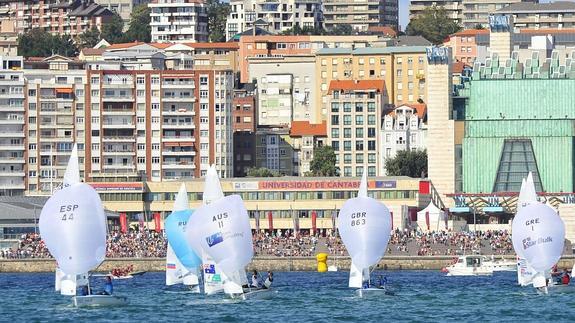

left=199, top=165, right=226, bottom=294
left=338, top=172, right=392, bottom=288
left=512, top=202, right=565, bottom=273
left=515, top=173, right=540, bottom=285
left=39, top=183, right=107, bottom=275
left=187, top=194, right=253, bottom=295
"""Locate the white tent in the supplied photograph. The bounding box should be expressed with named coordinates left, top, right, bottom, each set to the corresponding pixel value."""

left=417, top=201, right=447, bottom=232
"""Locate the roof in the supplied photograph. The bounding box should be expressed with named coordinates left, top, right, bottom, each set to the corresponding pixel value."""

left=519, top=28, right=575, bottom=35
left=316, top=45, right=428, bottom=56
left=183, top=42, right=239, bottom=49
left=367, top=26, right=397, bottom=37
left=385, top=103, right=427, bottom=119
left=290, top=121, right=327, bottom=137
left=106, top=41, right=146, bottom=50
left=497, top=1, right=575, bottom=13
left=451, top=29, right=490, bottom=37
left=232, top=27, right=272, bottom=41
left=452, top=62, right=470, bottom=74
left=81, top=48, right=105, bottom=56
left=328, top=80, right=386, bottom=93
left=392, top=35, right=432, bottom=47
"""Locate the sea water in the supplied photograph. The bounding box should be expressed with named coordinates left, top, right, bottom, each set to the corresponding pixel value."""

left=0, top=271, right=574, bottom=322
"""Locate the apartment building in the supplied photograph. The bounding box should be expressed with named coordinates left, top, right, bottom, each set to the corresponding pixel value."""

left=326, top=80, right=387, bottom=177
left=497, top=1, right=575, bottom=30
left=255, top=126, right=295, bottom=176
left=226, top=0, right=322, bottom=41
left=381, top=104, right=427, bottom=175
left=462, top=0, right=536, bottom=29
left=149, top=0, right=208, bottom=43
left=237, top=35, right=379, bottom=84
left=315, top=46, right=428, bottom=122
left=248, top=55, right=316, bottom=125
left=232, top=83, right=256, bottom=177
left=444, top=29, right=489, bottom=63
left=289, top=121, right=326, bottom=175
left=18, top=50, right=234, bottom=195
left=0, top=0, right=114, bottom=37
left=0, top=56, right=25, bottom=196
left=95, top=0, right=149, bottom=27
left=323, top=0, right=398, bottom=32
left=409, top=0, right=534, bottom=29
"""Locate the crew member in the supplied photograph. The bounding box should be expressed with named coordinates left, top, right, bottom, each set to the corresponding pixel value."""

left=251, top=270, right=260, bottom=289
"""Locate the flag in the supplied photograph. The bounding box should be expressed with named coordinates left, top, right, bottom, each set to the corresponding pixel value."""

left=166, top=263, right=176, bottom=269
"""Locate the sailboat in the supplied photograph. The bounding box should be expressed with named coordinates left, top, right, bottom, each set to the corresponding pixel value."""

left=165, top=183, right=202, bottom=291
left=512, top=173, right=566, bottom=295
left=337, top=172, right=393, bottom=298
left=39, top=144, right=127, bottom=307
left=186, top=165, right=272, bottom=300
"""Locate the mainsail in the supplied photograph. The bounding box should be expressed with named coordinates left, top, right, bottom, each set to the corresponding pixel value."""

left=337, top=172, right=392, bottom=288
left=165, top=184, right=201, bottom=290
left=515, top=175, right=538, bottom=286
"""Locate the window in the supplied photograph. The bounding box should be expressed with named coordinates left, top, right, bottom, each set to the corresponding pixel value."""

left=331, top=128, right=339, bottom=138
left=343, top=103, right=352, bottom=112
left=356, top=128, right=364, bottom=138
left=368, top=115, right=376, bottom=125
left=493, top=139, right=543, bottom=192
left=343, top=141, right=351, bottom=151
left=343, top=115, right=352, bottom=125
left=331, top=141, right=339, bottom=151
left=368, top=153, right=376, bottom=163
left=355, top=103, right=363, bottom=112
left=355, top=115, right=363, bottom=125
left=137, top=77, right=145, bottom=84
left=356, top=166, right=364, bottom=177
left=344, top=167, right=352, bottom=177
left=331, top=115, right=339, bottom=125
left=356, top=140, right=364, bottom=150
left=343, top=128, right=351, bottom=138
left=344, top=154, right=352, bottom=164
left=331, top=102, right=339, bottom=113
left=368, top=166, right=376, bottom=176
left=368, top=140, right=376, bottom=151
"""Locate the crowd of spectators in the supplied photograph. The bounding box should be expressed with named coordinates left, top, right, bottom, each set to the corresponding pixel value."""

left=0, top=229, right=523, bottom=259
left=252, top=231, right=318, bottom=257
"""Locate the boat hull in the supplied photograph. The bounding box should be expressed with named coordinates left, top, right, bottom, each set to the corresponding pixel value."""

left=445, top=268, right=493, bottom=276
left=355, top=288, right=395, bottom=298
left=230, top=289, right=275, bottom=300
left=72, top=295, right=128, bottom=307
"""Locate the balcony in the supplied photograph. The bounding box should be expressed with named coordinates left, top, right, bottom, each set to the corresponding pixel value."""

left=102, top=95, right=134, bottom=102
left=162, top=95, right=195, bottom=102
left=0, top=182, right=25, bottom=189
left=0, top=118, right=24, bottom=125
left=0, top=132, right=25, bottom=138
left=102, top=149, right=136, bottom=156
left=0, top=143, right=23, bottom=150
left=0, top=171, right=25, bottom=177
left=102, top=136, right=137, bottom=142
left=163, top=108, right=195, bottom=116
left=162, top=122, right=195, bottom=129
left=102, top=121, right=136, bottom=129
left=162, top=149, right=196, bottom=156
left=162, top=80, right=195, bottom=88
left=101, top=165, right=137, bottom=172
left=0, top=156, right=25, bottom=163
left=102, top=108, right=134, bottom=115
left=162, top=161, right=196, bottom=169
left=163, top=135, right=196, bottom=142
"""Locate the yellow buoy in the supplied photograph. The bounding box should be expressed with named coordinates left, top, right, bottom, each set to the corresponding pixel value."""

left=316, top=253, right=328, bottom=272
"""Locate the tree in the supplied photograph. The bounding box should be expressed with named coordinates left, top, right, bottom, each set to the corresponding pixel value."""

left=206, top=0, right=230, bottom=42
left=474, top=24, right=486, bottom=30
left=405, top=6, right=462, bottom=44
left=125, top=4, right=151, bottom=42
left=18, top=29, right=78, bottom=57
left=309, top=146, right=339, bottom=177
left=246, top=167, right=281, bottom=177
left=78, top=26, right=101, bottom=49
left=384, top=149, right=428, bottom=178
left=101, top=12, right=125, bottom=44
left=327, top=24, right=353, bottom=36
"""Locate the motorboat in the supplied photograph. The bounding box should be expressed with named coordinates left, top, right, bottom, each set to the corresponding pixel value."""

left=482, top=256, right=516, bottom=272
left=444, top=256, right=494, bottom=276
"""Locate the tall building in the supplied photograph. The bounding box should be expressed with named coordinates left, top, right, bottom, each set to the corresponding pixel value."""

left=149, top=0, right=208, bottom=43
left=290, top=121, right=326, bottom=175
left=380, top=104, right=427, bottom=175
left=326, top=80, right=387, bottom=177
left=248, top=55, right=316, bottom=126
left=95, top=0, right=150, bottom=27
left=497, top=1, right=575, bottom=30
left=323, top=0, right=399, bottom=32
left=409, top=0, right=535, bottom=29
left=315, top=46, right=428, bottom=123
left=225, top=0, right=322, bottom=40
left=20, top=47, right=234, bottom=194
left=255, top=126, right=295, bottom=175
left=232, top=83, right=256, bottom=177
left=0, top=56, right=25, bottom=196
left=0, top=0, right=115, bottom=37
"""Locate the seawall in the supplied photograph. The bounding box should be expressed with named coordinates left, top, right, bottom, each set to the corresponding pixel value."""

left=2, top=256, right=574, bottom=273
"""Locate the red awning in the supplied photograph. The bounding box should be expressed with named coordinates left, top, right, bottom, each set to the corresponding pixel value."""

left=55, top=88, right=73, bottom=94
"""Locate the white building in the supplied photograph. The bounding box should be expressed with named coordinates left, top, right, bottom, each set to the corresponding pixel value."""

left=149, top=0, right=208, bottom=43
left=248, top=55, right=316, bottom=126
left=380, top=104, right=427, bottom=175
left=226, top=0, right=322, bottom=40
left=0, top=56, right=25, bottom=196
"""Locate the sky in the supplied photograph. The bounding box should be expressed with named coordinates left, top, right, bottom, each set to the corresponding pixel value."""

left=398, top=0, right=572, bottom=31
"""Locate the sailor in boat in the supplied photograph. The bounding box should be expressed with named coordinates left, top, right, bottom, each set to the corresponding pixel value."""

left=262, top=271, right=273, bottom=289
left=251, top=270, right=260, bottom=289
left=99, top=276, right=114, bottom=295
left=376, top=275, right=388, bottom=289
left=561, top=269, right=571, bottom=285
left=81, top=285, right=92, bottom=296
